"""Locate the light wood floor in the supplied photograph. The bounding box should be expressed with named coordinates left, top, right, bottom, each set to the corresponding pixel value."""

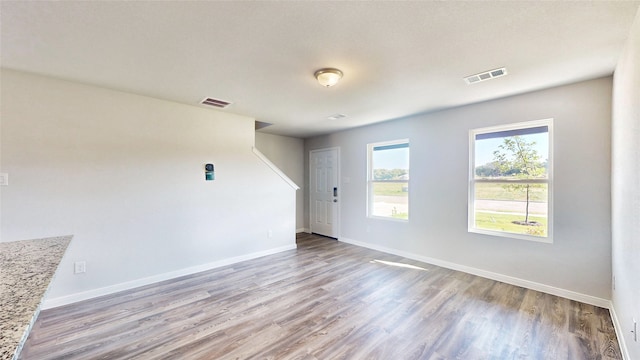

left=20, top=233, right=621, bottom=359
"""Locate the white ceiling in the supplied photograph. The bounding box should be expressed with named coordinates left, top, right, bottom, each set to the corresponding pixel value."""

left=1, top=1, right=638, bottom=138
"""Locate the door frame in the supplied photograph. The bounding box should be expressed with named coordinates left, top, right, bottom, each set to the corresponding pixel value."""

left=309, top=147, right=340, bottom=239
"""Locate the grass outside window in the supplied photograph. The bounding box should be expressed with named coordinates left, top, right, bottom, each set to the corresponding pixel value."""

left=469, top=119, right=552, bottom=241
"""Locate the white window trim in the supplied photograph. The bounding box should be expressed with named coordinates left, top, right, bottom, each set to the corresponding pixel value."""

left=468, top=119, right=554, bottom=243
left=367, top=138, right=410, bottom=221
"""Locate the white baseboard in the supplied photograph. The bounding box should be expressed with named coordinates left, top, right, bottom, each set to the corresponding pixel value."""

left=609, top=302, right=630, bottom=360
left=43, top=244, right=297, bottom=310
left=339, top=237, right=610, bottom=309
left=296, top=228, right=310, bottom=233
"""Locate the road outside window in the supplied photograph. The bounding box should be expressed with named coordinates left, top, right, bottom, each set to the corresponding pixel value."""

left=469, top=120, right=552, bottom=242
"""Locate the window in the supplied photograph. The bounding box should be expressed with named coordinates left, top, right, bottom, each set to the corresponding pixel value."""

left=469, top=120, right=552, bottom=242
left=368, top=139, right=409, bottom=220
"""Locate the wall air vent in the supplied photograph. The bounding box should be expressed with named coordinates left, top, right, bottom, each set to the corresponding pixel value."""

left=201, top=97, right=232, bottom=108
left=464, top=67, right=507, bottom=85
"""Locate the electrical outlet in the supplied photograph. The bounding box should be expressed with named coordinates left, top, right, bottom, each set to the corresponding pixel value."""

left=74, top=261, right=86, bottom=274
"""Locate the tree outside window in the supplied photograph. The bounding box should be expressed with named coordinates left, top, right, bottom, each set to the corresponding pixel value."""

left=469, top=120, right=552, bottom=241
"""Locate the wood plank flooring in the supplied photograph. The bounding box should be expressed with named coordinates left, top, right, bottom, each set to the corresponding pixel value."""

left=19, top=233, right=621, bottom=359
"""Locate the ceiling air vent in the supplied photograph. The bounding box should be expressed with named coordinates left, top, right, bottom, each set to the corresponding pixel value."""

left=327, top=113, right=347, bottom=120
left=201, top=97, right=232, bottom=108
left=464, top=67, right=507, bottom=85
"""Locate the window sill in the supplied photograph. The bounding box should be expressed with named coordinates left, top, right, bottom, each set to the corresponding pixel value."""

left=368, top=215, right=409, bottom=223
left=468, top=227, right=553, bottom=244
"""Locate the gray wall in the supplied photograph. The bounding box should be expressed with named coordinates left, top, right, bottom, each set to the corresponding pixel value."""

left=611, top=9, right=640, bottom=360
left=1, top=69, right=297, bottom=306
left=305, top=77, right=612, bottom=301
left=255, top=132, right=305, bottom=231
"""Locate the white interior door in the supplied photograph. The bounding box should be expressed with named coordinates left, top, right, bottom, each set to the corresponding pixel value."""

left=310, top=148, right=339, bottom=238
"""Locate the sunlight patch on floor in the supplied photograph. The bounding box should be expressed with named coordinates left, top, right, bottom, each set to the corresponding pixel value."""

left=370, top=259, right=429, bottom=271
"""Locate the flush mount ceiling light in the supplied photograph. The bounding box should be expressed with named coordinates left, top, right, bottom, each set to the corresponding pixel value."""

left=314, top=68, right=343, bottom=87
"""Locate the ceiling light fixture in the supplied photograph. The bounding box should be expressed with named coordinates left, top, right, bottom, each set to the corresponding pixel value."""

left=314, top=68, right=343, bottom=87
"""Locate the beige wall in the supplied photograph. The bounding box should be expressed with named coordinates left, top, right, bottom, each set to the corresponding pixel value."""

left=0, top=69, right=297, bottom=307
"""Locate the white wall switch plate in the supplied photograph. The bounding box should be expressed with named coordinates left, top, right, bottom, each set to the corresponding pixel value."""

left=0, top=173, right=8, bottom=186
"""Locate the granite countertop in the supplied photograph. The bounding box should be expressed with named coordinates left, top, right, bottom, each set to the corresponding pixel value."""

left=0, top=236, right=71, bottom=360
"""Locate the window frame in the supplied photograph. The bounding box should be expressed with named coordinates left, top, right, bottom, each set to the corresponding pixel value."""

left=468, top=119, right=553, bottom=243
left=367, top=139, right=410, bottom=221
